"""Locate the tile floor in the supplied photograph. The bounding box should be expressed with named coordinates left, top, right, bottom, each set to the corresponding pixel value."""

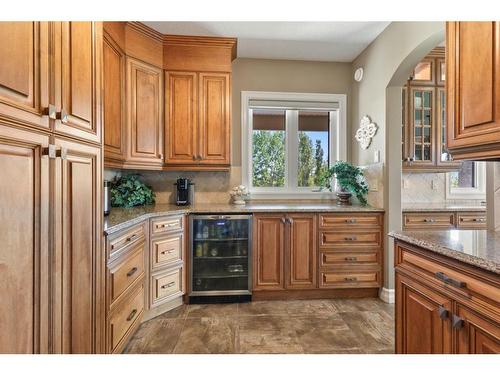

left=124, top=298, right=395, bottom=354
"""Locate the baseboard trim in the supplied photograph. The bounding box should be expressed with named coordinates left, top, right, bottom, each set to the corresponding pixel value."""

left=379, top=287, right=395, bottom=304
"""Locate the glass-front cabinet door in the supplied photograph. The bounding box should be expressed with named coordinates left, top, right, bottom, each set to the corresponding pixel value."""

left=190, top=215, right=252, bottom=296
left=409, top=87, right=435, bottom=167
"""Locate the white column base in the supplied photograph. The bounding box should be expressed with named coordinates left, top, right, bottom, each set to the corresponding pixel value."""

left=379, top=287, right=395, bottom=304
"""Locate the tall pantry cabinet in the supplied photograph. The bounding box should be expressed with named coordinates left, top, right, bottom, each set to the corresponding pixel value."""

left=0, top=22, right=104, bottom=353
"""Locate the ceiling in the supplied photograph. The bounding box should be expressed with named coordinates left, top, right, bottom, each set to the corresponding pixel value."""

left=144, top=22, right=390, bottom=62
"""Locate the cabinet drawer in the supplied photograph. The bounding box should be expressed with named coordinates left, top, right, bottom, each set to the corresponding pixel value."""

left=320, top=230, right=381, bottom=248
left=319, top=213, right=381, bottom=228
left=109, top=284, right=144, bottom=352
left=403, top=212, right=455, bottom=229
left=320, top=251, right=379, bottom=267
left=320, top=270, right=381, bottom=289
left=151, top=233, right=183, bottom=269
left=109, top=245, right=145, bottom=303
left=108, top=223, right=145, bottom=258
left=457, top=213, right=487, bottom=229
left=151, top=267, right=183, bottom=306
left=151, top=215, right=183, bottom=236
left=396, top=243, right=500, bottom=305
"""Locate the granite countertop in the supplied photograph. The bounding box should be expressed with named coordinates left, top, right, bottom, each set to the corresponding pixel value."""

left=402, top=202, right=486, bottom=212
left=104, top=202, right=384, bottom=235
left=389, top=230, right=500, bottom=275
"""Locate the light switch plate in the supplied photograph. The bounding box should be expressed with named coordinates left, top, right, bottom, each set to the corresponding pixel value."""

left=374, top=150, right=380, bottom=163
left=403, top=179, right=409, bottom=189
left=370, top=179, right=379, bottom=192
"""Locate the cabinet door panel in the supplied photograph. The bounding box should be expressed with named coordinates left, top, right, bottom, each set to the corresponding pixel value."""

left=455, top=304, right=500, bottom=354
left=286, top=214, right=317, bottom=289
left=165, top=71, right=198, bottom=165
left=0, top=125, right=49, bottom=353
left=0, top=22, right=50, bottom=130
left=54, top=22, right=101, bottom=143
left=253, top=215, right=285, bottom=290
left=447, top=22, right=500, bottom=154
left=198, top=73, right=230, bottom=165
left=53, top=138, right=102, bottom=353
left=396, top=273, right=452, bottom=354
left=103, top=33, right=125, bottom=162
left=127, top=58, right=163, bottom=166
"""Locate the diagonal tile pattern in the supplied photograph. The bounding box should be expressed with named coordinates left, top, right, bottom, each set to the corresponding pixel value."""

left=124, top=298, right=395, bottom=354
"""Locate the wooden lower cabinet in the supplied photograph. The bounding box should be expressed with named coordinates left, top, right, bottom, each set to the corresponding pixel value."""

left=395, top=240, right=500, bottom=354
left=402, top=210, right=486, bottom=230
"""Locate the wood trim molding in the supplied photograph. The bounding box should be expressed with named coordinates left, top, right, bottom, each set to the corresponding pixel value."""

left=163, top=34, right=237, bottom=60
left=126, top=22, right=163, bottom=43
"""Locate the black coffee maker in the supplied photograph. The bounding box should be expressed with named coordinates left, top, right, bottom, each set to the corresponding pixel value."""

left=174, top=178, right=194, bottom=206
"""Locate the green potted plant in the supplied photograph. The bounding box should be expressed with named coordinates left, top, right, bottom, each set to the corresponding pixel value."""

left=110, top=174, right=155, bottom=208
left=318, top=161, right=369, bottom=206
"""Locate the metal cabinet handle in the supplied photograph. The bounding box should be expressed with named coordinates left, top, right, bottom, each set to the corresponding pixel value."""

left=344, top=236, right=357, bottom=241
left=344, top=256, right=358, bottom=261
left=438, top=305, right=449, bottom=320
left=281, top=218, right=286, bottom=224
left=344, top=219, right=357, bottom=223
left=43, top=104, right=57, bottom=119
left=161, top=281, right=176, bottom=289
left=423, top=218, right=436, bottom=223
left=126, top=309, right=138, bottom=321
left=126, top=234, right=137, bottom=242
left=56, top=148, right=66, bottom=160
left=287, top=217, right=294, bottom=224
left=160, top=249, right=175, bottom=255
left=126, top=267, right=138, bottom=277
left=210, top=216, right=230, bottom=220
left=435, top=272, right=466, bottom=288
left=56, top=109, right=68, bottom=124
left=452, top=315, right=464, bottom=329
left=472, top=218, right=486, bottom=222
left=344, top=277, right=357, bottom=282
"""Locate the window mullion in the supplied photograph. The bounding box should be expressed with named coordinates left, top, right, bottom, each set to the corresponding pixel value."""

left=287, top=110, right=299, bottom=191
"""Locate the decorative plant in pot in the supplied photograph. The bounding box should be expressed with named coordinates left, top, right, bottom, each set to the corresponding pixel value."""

left=318, top=161, right=369, bottom=206
left=110, top=174, right=155, bottom=208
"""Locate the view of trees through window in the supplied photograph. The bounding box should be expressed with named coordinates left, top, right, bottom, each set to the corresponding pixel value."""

left=251, top=109, right=330, bottom=188
left=450, top=161, right=475, bottom=188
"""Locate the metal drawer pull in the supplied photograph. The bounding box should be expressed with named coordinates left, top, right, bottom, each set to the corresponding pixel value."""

left=126, top=267, right=138, bottom=277
left=344, top=219, right=357, bottom=223
left=158, top=223, right=177, bottom=228
left=472, top=218, right=486, bottom=222
left=344, top=257, right=358, bottom=261
left=126, top=234, right=137, bottom=242
left=423, top=218, right=436, bottom=223
left=452, top=315, right=464, bottom=329
left=126, top=309, right=138, bottom=322
left=281, top=218, right=286, bottom=224
left=161, top=281, right=176, bottom=289
left=438, top=305, right=449, bottom=320
left=344, top=236, right=357, bottom=241
left=435, top=272, right=466, bottom=288
left=160, top=249, right=175, bottom=255
left=344, top=277, right=358, bottom=282
left=210, top=215, right=230, bottom=220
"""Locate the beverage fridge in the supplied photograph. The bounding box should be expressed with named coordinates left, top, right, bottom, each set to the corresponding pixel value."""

left=189, top=214, right=252, bottom=303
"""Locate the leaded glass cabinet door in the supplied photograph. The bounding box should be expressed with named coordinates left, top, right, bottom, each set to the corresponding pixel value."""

left=409, top=87, right=435, bottom=167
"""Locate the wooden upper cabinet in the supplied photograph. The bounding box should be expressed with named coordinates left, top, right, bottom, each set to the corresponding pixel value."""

left=198, top=73, right=231, bottom=166
left=396, top=273, right=453, bottom=354
left=126, top=57, right=163, bottom=167
left=447, top=22, right=500, bottom=160
left=52, top=137, right=103, bottom=353
left=286, top=214, right=317, bottom=289
left=165, top=71, right=198, bottom=165
left=0, top=22, right=50, bottom=130
left=103, top=33, right=126, bottom=162
left=53, top=22, right=102, bottom=144
left=0, top=124, right=50, bottom=353
left=253, top=214, right=285, bottom=291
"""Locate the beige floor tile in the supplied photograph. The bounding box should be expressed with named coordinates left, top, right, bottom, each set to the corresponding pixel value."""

left=186, top=303, right=239, bottom=318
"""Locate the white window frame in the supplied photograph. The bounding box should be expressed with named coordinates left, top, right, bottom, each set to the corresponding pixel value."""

left=445, top=162, right=486, bottom=200
left=241, top=91, right=347, bottom=199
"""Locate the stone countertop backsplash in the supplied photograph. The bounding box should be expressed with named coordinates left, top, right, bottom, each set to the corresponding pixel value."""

left=104, top=201, right=384, bottom=235
left=389, top=230, right=500, bottom=275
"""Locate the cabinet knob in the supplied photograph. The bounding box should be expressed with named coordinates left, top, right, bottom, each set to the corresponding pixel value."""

left=452, top=314, right=464, bottom=329
left=438, top=305, right=449, bottom=320
left=126, top=267, right=138, bottom=277
left=126, top=309, right=138, bottom=322
left=281, top=218, right=286, bottom=224
left=344, top=277, right=357, bottom=282
left=43, top=104, right=57, bottom=119
left=56, top=148, right=67, bottom=160
left=344, top=236, right=357, bottom=241
left=56, top=109, right=68, bottom=124
left=344, top=257, right=358, bottom=261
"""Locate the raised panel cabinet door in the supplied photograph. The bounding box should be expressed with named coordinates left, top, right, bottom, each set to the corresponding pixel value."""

left=165, top=71, right=198, bottom=165
left=0, top=124, right=49, bottom=353
left=52, top=138, right=103, bottom=353
left=53, top=22, right=102, bottom=143
left=447, top=22, right=500, bottom=157
left=103, top=32, right=126, bottom=163
left=0, top=22, right=50, bottom=130
left=198, top=73, right=230, bottom=166
left=253, top=214, right=285, bottom=291
left=455, top=304, right=500, bottom=354
left=285, top=214, right=317, bottom=289
left=126, top=57, right=163, bottom=166
left=396, top=273, right=452, bottom=354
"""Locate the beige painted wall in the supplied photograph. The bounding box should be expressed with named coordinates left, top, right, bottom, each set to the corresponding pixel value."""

left=105, top=57, right=353, bottom=204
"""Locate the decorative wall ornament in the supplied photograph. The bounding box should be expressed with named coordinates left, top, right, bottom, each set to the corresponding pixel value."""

left=355, top=115, right=378, bottom=150
left=354, top=67, right=364, bottom=82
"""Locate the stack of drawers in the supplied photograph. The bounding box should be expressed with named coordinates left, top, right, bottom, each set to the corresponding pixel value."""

left=148, top=215, right=185, bottom=313
left=318, top=213, right=383, bottom=289
left=105, top=221, right=147, bottom=354
left=403, top=211, right=487, bottom=230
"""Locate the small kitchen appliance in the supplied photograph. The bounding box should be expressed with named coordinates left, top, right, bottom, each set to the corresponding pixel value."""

left=174, top=178, right=194, bottom=206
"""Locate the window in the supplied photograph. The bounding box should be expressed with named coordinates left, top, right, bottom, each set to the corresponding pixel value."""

left=446, top=161, right=486, bottom=200
left=242, top=91, right=346, bottom=198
